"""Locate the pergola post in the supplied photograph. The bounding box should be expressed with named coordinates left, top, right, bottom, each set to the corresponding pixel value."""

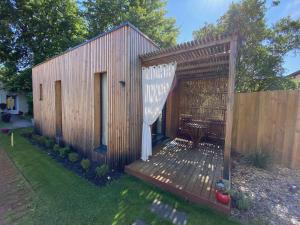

left=223, top=37, right=238, bottom=180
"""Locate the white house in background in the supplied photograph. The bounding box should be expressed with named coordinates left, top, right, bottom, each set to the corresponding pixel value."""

left=0, top=82, right=29, bottom=114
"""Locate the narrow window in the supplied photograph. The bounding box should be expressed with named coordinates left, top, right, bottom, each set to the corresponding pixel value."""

left=39, top=84, right=43, bottom=100
left=101, top=73, right=108, bottom=146
left=94, top=73, right=108, bottom=149
left=55, top=81, right=62, bottom=137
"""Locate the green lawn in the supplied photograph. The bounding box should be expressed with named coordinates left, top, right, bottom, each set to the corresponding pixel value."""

left=0, top=129, right=240, bottom=225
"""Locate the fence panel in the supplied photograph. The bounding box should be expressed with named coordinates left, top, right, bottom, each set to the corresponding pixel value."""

left=232, top=90, right=300, bottom=169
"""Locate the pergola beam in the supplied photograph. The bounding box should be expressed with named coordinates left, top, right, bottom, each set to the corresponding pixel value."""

left=178, top=52, right=229, bottom=65
left=177, top=60, right=229, bottom=72
left=176, top=66, right=229, bottom=76
left=141, top=36, right=232, bottom=63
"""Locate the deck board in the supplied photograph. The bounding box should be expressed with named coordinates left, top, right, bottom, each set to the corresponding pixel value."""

left=125, top=138, right=230, bottom=214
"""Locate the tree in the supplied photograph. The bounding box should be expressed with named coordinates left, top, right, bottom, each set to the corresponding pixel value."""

left=0, top=0, right=87, bottom=93
left=82, top=0, right=179, bottom=48
left=193, top=0, right=299, bottom=92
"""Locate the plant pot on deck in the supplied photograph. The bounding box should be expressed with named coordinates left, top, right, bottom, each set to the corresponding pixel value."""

left=215, top=190, right=230, bottom=205
left=215, top=179, right=231, bottom=205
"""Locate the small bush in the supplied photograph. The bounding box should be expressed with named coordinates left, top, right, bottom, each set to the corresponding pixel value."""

left=45, top=138, right=55, bottom=149
left=68, top=152, right=79, bottom=163
left=95, top=164, right=109, bottom=178
left=40, top=136, right=48, bottom=146
left=32, top=134, right=45, bottom=145
left=236, top=196, right=251, bottom=210
left=53, top=144, right=60, bottom=152
left=22, top=130, right=33, bottom=139
left=246, top=151, right=272, bottom=169
left=231, top=191, right=252, bottom=210
left=58, top=146, right=71, bottom=158
left=80, top=159, right=90, bottom=172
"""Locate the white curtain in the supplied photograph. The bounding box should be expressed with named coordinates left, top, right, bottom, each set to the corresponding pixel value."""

left=141, top=62, right=177, bottom=161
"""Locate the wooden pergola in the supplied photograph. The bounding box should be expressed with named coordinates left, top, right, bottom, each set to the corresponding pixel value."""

left=140, top=34, right=238, bottom=180
left=126, top=34, right=238, bottom=213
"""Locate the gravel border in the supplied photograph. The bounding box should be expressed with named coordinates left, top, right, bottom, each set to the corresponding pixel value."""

left=231, top=153, right=300, bottom=225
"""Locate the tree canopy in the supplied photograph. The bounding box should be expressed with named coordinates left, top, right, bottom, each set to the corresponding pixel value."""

left=0, top=0, right=86, bottom=93
left=0, top=0, right=179, bottom=94
left=1, top=0, right=299, bottom=96
left=193, top=0, right=300, bottom=92
left=82, top=0, right=179, bottom=48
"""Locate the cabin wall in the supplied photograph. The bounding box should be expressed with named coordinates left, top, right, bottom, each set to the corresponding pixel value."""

left=32, top=25, right=157, bottom=168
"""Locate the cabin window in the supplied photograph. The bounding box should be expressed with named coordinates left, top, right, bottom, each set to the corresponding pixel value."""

left=94, top=73, right=108, bottom=150
left=39, top=84, right=43, bottom=100
left=55, top=81, right=62, bottom=137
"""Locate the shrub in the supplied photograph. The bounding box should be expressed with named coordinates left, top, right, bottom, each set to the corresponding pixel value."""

left=68, top=152, right=79, bottom=163
left=39, top=136, right=48, bottom=146
left=231, top=191, right=252, bottom=210
left=53, top=144, right=60, bottom=152
left=1, top=113, right=11, bottom=122
left=45, top=138, right=55, bottom=149
left=80, top=159, right=90, bottom=172
left=95, top=164, right=109, bottom=178
left=58, top=146, right=71, bottom=158
left=236, top=195, right=251, bottom=210
left=22, top=130, right=33, bottom=139
left=32, top=134, right=45, bottom=145
left=31, top=134, right=39, bottom=143
left=246, top=151, right=272, bottom=169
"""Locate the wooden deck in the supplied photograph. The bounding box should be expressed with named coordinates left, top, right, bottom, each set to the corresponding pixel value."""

left=125, top=138, right=230, bottom=214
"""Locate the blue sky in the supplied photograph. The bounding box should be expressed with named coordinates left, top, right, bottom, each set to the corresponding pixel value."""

left=166, top=0, right=300, bottom=75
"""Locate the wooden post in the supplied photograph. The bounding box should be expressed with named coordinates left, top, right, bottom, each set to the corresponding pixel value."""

left=291, top=90, right=300, bottom=168
left=223, top=36, right=238, bottom=180
left=11, top=132, right=14, bottom=147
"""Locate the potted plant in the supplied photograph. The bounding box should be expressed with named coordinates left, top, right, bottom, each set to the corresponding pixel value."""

left=215, top=179, right=231, bottom=205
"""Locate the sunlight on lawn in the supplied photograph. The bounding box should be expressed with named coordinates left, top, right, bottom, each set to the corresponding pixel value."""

left=0, top=129, right=239, bottom=225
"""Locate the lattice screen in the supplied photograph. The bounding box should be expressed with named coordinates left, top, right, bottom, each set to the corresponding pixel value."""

left=178, top=77, right=228, bottom=121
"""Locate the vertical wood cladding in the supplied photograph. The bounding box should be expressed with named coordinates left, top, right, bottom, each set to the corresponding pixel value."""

left=32, top=24, right=158, bottom=168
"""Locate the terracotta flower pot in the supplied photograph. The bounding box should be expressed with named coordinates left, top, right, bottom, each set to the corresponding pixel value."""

left=215, top=190, right=230, bottom=205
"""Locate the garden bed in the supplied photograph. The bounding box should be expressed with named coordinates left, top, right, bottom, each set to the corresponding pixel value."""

left=20, top=130, right=122, bottom=187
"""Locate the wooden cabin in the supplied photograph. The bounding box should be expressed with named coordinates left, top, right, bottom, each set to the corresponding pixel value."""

left=32, top=22, right=158, bottom=168
left=32, top=22, right=237, bottom=213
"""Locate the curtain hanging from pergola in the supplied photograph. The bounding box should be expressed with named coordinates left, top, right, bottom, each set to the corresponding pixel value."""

left=141, top=62, right=177, bottom=161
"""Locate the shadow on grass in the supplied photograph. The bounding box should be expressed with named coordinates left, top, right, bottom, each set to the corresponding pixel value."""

left=0, top=128, right=240, bottom=225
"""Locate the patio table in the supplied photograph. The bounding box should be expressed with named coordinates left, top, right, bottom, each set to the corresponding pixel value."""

left=186, top=122, right=208, bottom=148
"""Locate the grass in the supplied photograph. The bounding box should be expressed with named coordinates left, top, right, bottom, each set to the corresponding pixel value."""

left=0, top=129, right=240, bottom=225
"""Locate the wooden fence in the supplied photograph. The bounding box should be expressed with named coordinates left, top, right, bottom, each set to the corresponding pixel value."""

left=232, top=90, right=300, bottom=169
